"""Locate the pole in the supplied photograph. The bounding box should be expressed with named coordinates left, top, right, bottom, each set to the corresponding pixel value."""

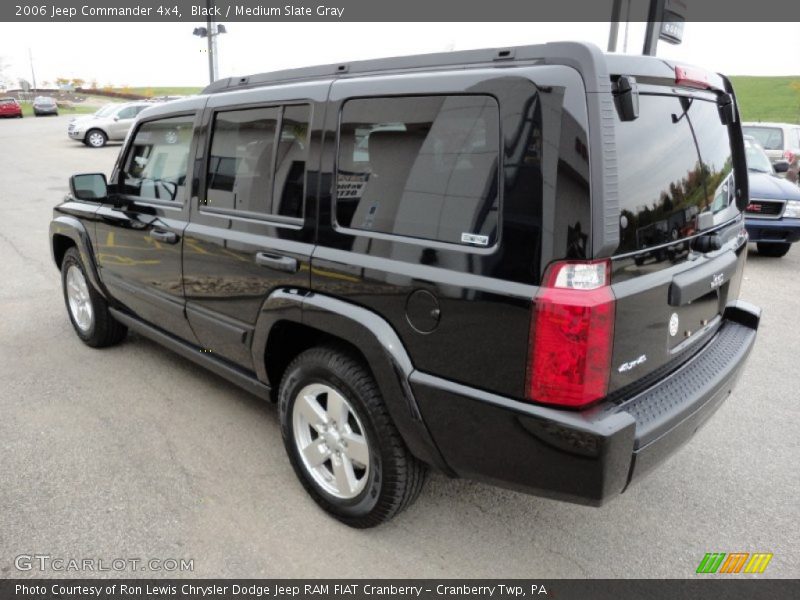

left=643, top=0, right=665, bottom=56
left=28, top=48, right=37, bottom=92
left=607, top=0, right=622, bottom=52
left=206, top=0, right=214, bottom=83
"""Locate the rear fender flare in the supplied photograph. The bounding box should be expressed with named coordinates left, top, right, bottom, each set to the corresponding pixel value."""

left=251, top=289, right=452, bottom=473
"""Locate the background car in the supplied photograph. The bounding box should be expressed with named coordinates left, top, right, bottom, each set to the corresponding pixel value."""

left=742, top=122, right=800, bottom=185
left=32, top=96, right=59, bottom=116
left=67, top=101, right=150, bottom=148
left=743, top=135, right=800, bottom=257
left=0, top=97, right=23, bottom=118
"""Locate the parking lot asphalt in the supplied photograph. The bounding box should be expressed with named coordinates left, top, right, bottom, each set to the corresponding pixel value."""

left=1, top=114, right=798, bottom=579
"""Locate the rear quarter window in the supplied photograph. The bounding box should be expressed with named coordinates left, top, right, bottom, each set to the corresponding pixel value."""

left=335, top=94, right=500, bottom=247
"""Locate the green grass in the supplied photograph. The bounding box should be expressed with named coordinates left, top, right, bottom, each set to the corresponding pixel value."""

left=729, top=76, right=800, bottom=124
left=18, top=102, right=97, bottom=117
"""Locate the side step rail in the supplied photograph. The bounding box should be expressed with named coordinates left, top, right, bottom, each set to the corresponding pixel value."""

left=109, top=308, right=272, bottom=401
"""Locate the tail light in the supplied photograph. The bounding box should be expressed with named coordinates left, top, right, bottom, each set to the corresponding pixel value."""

left=783, top=149, right=796, bottom=164
left=526, top=260, right=615, bottom=408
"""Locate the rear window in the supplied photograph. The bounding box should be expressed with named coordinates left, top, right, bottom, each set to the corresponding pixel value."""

left=0, top=98, right=16, bottom=105
left=742, top=126, right=783, bottom=151
left=615, top=95, right=733, bottom=254
left=335, top=95, right=500, bottom=247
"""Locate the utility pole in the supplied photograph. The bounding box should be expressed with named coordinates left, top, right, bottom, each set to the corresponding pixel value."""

left=28, top=48, right=37, bottom=92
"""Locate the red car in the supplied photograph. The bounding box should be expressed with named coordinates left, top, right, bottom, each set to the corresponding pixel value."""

left=0, top=98, right=23, bottom=118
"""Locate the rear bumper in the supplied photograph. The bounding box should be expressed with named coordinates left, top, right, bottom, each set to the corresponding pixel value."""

left=411, top=300, right=760, bottom=505
left=745, top=217, right=800, bottom=243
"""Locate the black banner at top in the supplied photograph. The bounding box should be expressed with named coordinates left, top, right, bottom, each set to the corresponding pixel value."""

left=3, top=0, right=800, bottom=22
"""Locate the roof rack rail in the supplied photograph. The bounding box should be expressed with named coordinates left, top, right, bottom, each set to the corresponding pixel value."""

left=201, top=41, right=609, bottom=95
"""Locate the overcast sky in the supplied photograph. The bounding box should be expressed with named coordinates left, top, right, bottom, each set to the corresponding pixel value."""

left=0, top=22, right=797, bottom=88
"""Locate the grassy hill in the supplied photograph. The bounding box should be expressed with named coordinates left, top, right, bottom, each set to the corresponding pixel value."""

left=729, top=76, right=800, bottom=124
left=121, top=86, right=203, bottom=97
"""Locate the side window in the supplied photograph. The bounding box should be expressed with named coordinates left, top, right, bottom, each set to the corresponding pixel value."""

left=205, top=104, right=309, bottom=218
left=116, top=106, right=138, bottom=120
left=273, top=105, right=310, bottom=218
left=335, top=95, right=500, bottom=246
left=119, top=115, right=194, bottom=202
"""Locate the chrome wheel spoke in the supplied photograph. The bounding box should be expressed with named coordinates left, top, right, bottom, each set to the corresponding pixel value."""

left=342, top=432, right=369, bottom=467
left=325, top=389, right=349, bottom=427
left=296, top=393, right=328, bottom=429
left=332, top=454, right=357, bottom=497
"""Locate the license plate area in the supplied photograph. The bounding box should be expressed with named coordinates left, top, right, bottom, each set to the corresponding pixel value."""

left=668, top=289, right=722, bottom=352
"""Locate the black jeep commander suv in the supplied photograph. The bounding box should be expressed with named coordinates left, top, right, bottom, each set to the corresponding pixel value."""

left=50, top=42, right=760, bottom=527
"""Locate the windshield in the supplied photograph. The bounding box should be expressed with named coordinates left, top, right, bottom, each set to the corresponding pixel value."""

left=744, top=138, right=774, bottom=173
left=94, top=104, right=117, bottom=117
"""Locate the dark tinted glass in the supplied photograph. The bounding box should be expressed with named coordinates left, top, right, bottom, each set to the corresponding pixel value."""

left=206, top=107, right=279, bottom=214
left=336, top=95, right=500, bottom=246
left=120, top=115, right=194, bottom=202
left=742, top=126, right=783, bottom=151
left=272, top=104, right=310, bottom=218
left=615, top=95, right=732, bottom=254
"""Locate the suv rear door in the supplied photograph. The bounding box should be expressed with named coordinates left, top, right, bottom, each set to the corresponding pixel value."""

left=180, top=83, right=326, bottom=370
left=606, top=86, right=748, bottom=396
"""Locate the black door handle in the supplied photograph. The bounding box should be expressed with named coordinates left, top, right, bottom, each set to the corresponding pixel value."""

left=255, top=252, right=298, bottom=273
left=150, top=229, right=179, bottom=244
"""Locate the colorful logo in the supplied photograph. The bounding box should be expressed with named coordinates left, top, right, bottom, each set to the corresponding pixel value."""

left=696, top=552, right=773, bottom=574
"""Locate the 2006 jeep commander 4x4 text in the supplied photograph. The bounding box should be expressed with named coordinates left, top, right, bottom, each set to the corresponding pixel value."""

left=50, top=42, right=760, bottom=528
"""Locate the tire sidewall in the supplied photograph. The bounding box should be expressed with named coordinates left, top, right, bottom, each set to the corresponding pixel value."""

left=280, top=357, right=384, bottom=519
left=61, top=251, right=97, bottom=342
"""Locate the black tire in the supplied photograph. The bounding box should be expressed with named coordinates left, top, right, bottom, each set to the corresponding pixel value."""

left=85, top=128, right=107, bottom=148
left=757, top=242, right=791, bottom=257
left=60, top=247, right=127, bottom=347
left=279, top=346, right=427, bottom=528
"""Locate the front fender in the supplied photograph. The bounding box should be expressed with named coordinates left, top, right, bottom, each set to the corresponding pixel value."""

left=49, top=215, right=109, bottom=299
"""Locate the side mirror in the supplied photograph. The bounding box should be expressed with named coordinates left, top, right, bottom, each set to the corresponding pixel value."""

left=773, top=160, right=790, bottom=174
left=69, top=173, right=108, bottom=201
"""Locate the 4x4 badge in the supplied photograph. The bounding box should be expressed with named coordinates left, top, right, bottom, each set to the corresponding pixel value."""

left=710, top=273, right=724, bottom=290
left=618, top=354, right=647, bottom=373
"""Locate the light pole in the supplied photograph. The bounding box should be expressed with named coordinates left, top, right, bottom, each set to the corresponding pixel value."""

left=193, top=0, right=227, bottom=84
